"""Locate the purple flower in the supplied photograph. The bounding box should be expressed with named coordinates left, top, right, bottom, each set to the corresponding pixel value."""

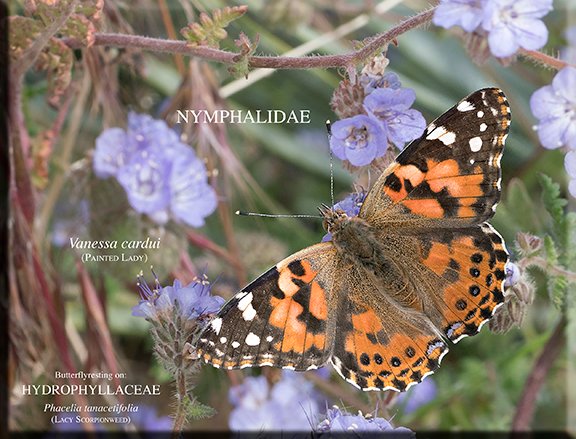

left=94, top=112, right=217, bottom=227
left=433, top=0, right=486, bottom=33
left=505, top=261, right=521, bottom=287
left=316, top=406, right=414, bottom=436
left=93, top=127, right=130, bottom=178
left=565, top=151, right=576, bottom=198
left=396, top=378, right=437, bottom=414
left=229, top=371, right=322, bottom=431
left=433, top=0, right=552, bottom=58
left=481, top=0, right=553, bottom=58
left=169, top=146, right=218, bottom=227
left=330, top=115, right=388, bottom=166
left=116, top=147, right=172, bottom=219
left=530, top=67, right=576, bottom=150
left=360, top=71, right=402, bottom=95
left=364, top=88, right=426, bottom=149
left=322, top=191, right=366, bottom=242
left=132, top=275, right=224, bottom=322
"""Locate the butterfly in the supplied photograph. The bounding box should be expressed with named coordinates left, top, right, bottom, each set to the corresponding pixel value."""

left=196, top=88, right=511, bottom=392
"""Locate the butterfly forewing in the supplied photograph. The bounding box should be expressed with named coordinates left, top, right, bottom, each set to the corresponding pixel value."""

left=196, top=244, right=338, bottom=370
left=360, top=88, right=511, bottom=228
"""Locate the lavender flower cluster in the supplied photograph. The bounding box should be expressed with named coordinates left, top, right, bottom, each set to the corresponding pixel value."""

left=132, top=275, right=224, bottom=322
left=94, top=113, right=217, bottom=227
left=330, top=72, right=426, bottom=166
left=433, top=0, right=553, bottom=58
left=530, top=67, right=576, bottom=198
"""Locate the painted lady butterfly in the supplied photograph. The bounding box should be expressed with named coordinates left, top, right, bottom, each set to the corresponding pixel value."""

left=196, top=88, right=511, bottom=392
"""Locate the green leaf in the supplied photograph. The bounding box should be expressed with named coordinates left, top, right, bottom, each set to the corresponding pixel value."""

left=544, top=235, right=559, bottom=266
left=185, top=397, right=216, bottom=420
left=548, top=275, right=568, bottom=310
left=181, top=5, right=248, bottom=48
left=538, top=174, right=569, bottom=248
left=228, top=32, right=259, bottom=79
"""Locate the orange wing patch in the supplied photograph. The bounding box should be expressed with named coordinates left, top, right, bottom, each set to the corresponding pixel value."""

left=420, top=226, right=508, bottom=342
left=270, top=259, right=328, bottom=355
left=331, top=304, right=448, bottom=392
left=383, top=158, right=487, bottom=220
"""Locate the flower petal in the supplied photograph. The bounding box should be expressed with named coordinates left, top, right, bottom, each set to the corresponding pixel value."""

left=487, top=25, right=519, bottom=57
left=433, top=0, right=485, bottom=32
left=93, top=128, right=129, bottom=178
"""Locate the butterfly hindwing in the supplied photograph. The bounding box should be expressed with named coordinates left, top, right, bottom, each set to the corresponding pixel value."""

left=413, top=224, right=509, bottom=343
left=329, top=266, right=448, bottom=392
left=361, top=88, right=510, bottom=228
left=196, top=244, right=338, bottom=370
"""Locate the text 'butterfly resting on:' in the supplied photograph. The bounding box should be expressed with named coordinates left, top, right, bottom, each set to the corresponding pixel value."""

left=196, top=88, right=511, bottom=392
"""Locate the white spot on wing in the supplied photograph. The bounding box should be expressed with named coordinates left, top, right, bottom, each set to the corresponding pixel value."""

left=237, top=292, right=253, bottom=311
left=266, top=335, right=274, bottom=342
left=426, top=126, right=456, bottom=146
left=480, top=123, right=487, bottom=132
left=219, top=337, right=227, bottom=344
left=469, top=137, right=483, bottom=152
left=231, top=341, right=240, bottom=349
left=477, top=110, right=484, bottom=118
left=426, top=125, right=447, bottom=140
left=237, top=291, right=257, bottom=321
left=457, top=100, right=475, bottom=112
left=242, top=305, right=256, bottom=322
left=245, top=332, right=260, bottom=346
left=210, top=317, right=222, bottom=335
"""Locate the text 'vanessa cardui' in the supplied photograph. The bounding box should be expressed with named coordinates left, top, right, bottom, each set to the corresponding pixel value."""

left=196, top=88, right=511, bottom=392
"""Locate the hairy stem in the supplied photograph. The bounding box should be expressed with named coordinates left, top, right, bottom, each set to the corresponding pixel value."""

left=519, top=49, right=568, bottom=71
left=520, top=257, right=576, bottom=282
left=172, top=368, right=188, bottom=434
left=62, top=8, right=435, bottom=69
left=512, top=317, right=566, bottom=430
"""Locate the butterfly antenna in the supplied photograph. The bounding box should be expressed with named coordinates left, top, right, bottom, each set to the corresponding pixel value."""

left=235, top=210, right=322, bottom=219
left=326, top=120, right=335, bottom=209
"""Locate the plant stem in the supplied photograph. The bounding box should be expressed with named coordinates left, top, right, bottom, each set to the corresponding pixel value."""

left=519, top=49, right=568, bottom=71
left=172, top=369, right=188, bottom=434
left=512, top=317, right=566, bottom=430
left=520, top=257, right=576, bottom=282
left=62, top=8, right=436, bottom=69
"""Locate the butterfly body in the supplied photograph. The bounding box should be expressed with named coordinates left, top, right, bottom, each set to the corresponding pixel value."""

left=197, top=88, right=511, bottom=392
